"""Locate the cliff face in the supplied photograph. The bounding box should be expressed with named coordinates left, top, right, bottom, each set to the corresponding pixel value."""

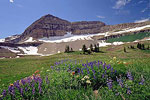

left=71, top=21, right=105, bottom=34
left=7, top=14, right=150, bottom=43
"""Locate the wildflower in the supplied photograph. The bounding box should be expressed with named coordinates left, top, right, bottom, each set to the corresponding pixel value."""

left=8, top=85, right=15, bottom=96
left=2, top=90, right=6, bottom=97
left=72, top=72, right=75, bottom=75
left=86, top=80, right=91, bottom=84
left=46, top=76, right=50, bottom=84
left=20, top=88, right=23, bottom=96
left=10, top=84, right=14, bottom=86
left=46, top=70, right=50, bottom=72
left=32, top=87, right=35, bottom=95
left=36, top=74, right=41, bottom=77
left=139, top=75, right=145, bottom=85
left=34, top=70, right=39, bottom=74
left=123, top=62, right=127, bottom=64
left=76, top=75, right=79, bottom=78
left=50, top=66, right=54, bottom=69
left=107, top=78, right=113, bottom=89
left=81, top=78, right=85, bottom=81
left=113, top=57, right=116, bottom=60
left=127, top=88, right=131, bottom=94
left=84, top=76, right=89, bottom=79
left=127, top=71, right=133, bottom=80
left=116, top=76, right=124, bottom=88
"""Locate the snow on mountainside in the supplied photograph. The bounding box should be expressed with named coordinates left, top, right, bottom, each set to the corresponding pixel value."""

left=0, top=46, right=20, bottom=53
left=107, top=25, right=150, bottom=35
left=38, top=25, right=150, bottom=43
left=0, top=39, right=5, bottom=42
left=38, top=32, right=106, bottom=43
left=18, top=46, right=40, bottom=55
left=24, top=37, right=36, bottom=42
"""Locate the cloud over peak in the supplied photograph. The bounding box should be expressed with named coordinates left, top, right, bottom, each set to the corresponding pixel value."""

left=113, top=0, right=131, bottom=9
left=10, top=0, right=14, bottom=3
left=97, top=15, right=105, bottom=19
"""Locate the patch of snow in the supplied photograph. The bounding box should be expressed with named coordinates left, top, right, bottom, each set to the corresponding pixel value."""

left=0, top=46, right=20, bottom=53
left=0, top=57, right=5, bottom=59
left=44, top=48, right=47, bottom=51
left=112, top=25, right=150, bottom=35
left=16, top=56, right=20, bottom=58
left=79, top=49, right=82, bottom=51
left=7, top=35, right=20, bottom=41
left=24, top=37, right=36, bottom=42
left=39, top=32, right=105, bottom=43
left=113, top=42, right=124, bottom=45
left=87, top=48, right=90, bottom=50
left=18, top=46, right=39, bottom=55
left=99, top=41, right=111, bottom=47
left=0, top=39, right=5, bottom=42
left=133, top=40, right=139, bottom=42
left=146, top=38, right=150, bottom=41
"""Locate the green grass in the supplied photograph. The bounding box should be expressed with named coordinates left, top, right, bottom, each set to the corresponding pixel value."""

left=0, top=41, right=150, bottom=99
left=106, top=32, right=150, bottom=43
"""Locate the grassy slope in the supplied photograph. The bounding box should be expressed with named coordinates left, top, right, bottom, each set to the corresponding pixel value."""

left=0, top=41, right=150, bottom=90
left=106, top=32, right=150, bottom=43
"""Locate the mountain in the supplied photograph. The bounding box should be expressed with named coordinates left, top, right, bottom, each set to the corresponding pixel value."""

left=8, top=14, right=105, bottom=43
left=0, top=14, right=150, bottom=57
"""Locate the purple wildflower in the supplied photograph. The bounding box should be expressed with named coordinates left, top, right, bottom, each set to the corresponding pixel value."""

left=127, top=71, right=133, bottom=80
left=93, top=75, right=96, bottom=79
left=139, top=75, right=145, bottom=85
left=102, top=63, right=106, bottom=69
left=25, top=87, right=28, bottom=92
left=106, top=65, right=111, bottom=70
left=46, top=76, right=50, bottom=84
left=116, top=76, right=124, bottom=88
left=2, top=90, right=7, bottom=97
left=86, top=68, right=90, bottom=74
left=8, top=85, right=15, bottom=96
left=32, top=87, right=35, bottom=95
left=50, top=66, right=54, bottom=69
left=102, top=74, right=105, bottom=78
left=107, top=78, right=113, bottom=89
left=127, top=88, right=131, bottom=94
left=20, top=88, right=23, bottom=96
left=92, top=69, right=96, bottom=74
left=21, top=79, right=26, bottom=85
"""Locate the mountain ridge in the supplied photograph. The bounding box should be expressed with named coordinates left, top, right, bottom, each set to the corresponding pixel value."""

left=3, top=14, right=150, bottom=43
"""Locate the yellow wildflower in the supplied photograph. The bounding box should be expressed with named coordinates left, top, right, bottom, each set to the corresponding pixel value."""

left=86, top=80, right=91, bottom=84
left=84, top=75, right=89, bottom=79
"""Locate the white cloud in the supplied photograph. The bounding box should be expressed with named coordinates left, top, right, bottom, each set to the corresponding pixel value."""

left=113, top=0, right=131, bottom=9
left=134, top=18, right=150, bottom=23
left=10, top=0, right=14, bottom=3
left=97, top=15, right=105, bottom=19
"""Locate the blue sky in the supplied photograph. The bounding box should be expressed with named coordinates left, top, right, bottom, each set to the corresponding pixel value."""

left=0, top=0, right=149, bottom=38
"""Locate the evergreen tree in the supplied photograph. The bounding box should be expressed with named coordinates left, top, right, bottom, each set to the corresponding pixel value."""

left=90, top=44, right=93, bottom=52
left=141, top=44, right=145, bottom=50
left=137, top=43, right=140, bottom=49
left=124, top=47, right=127, bottom=52
left=82, top=44, right=87, bottom=54
left=94, top=44, right=97, bottom=52
left=139, top=43, right=142, bottom=49
left=71, top=48, right=73, bottom=52
left=87, top=50, right=92, bottom=55
left=97, top=44, right=100, bottom=52
left=65, top=45, right=70, bottom=53
left=147, top=45, right=150, bottom=50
